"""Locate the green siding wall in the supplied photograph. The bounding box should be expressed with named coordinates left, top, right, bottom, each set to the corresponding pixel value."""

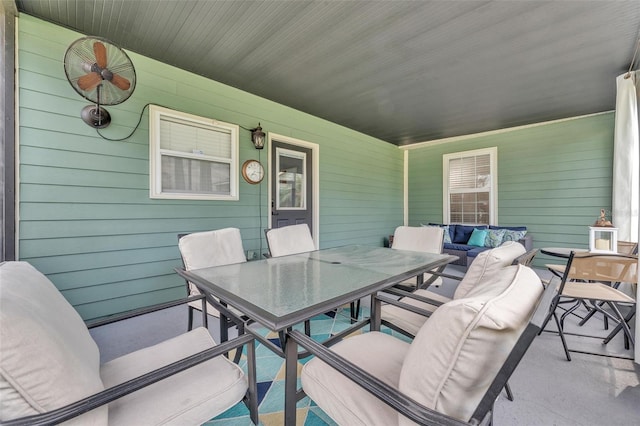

left=17, top=15, right=403, bottom=320
left=407, top=113, right=615, bottom=268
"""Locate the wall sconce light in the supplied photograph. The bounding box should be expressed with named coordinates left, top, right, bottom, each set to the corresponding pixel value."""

left=250, top=123, right=265, bottom=149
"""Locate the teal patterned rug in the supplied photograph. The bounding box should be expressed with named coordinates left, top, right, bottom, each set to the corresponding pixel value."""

left=206, top=305, right=406, bottom=425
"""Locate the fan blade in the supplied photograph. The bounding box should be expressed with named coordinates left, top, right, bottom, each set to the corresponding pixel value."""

left=77, top=72, right=102, bottom=91
left=111, top=73, right=131, bottom=91
left=94, top=42, right=107, bottom=69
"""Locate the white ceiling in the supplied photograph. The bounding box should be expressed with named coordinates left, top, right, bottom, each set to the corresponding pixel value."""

left=14, top=0, right=640, bottom=145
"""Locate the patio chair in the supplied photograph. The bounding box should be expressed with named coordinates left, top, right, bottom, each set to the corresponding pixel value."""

left=0, top=261, right=258, bottom=425
left=545, top=240, right=638, bottom=278
left=540, top=251, right=638, bottom=361
left=380, top=241, right=528, bottom=337
left=178, top=228, right=249, bottom=342
left=265, top=223, right=316, bottom=257
left=379, top=242, right=532, bottom=402
left=544, top=242, right=638, bottom=331
left=390, top=225, right=445, bottom=290
left=291, top=264, right=552, bottom=426
left=265, top=224, right=360, bottom=324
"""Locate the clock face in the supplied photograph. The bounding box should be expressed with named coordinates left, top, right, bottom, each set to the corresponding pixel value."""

left=242, top=160, right=264, bottom=184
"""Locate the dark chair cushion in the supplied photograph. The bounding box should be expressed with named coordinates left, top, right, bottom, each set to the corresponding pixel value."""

left=467, top=247, right=490, bottom=258
left=443, top=243, right=478, bottom=252
left=453, top=225, right=487, bottom=243
left=489, top=225, right=527, bottom=231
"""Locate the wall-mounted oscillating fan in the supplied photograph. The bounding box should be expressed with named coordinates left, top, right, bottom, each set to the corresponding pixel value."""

left=63, top=36, right=136, bottom=129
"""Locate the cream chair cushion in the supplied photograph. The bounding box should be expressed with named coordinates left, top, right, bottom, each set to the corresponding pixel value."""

left=381, top=241, right=526, bottom=336
left=302, top=265, right=542, bottom=425
left=379, top=289, right=449, bottom=336
left=179, top=228, right=247, bottom=269
left=398, top=265, right=542, bottom=423
left=392, top=226, right=444, bottom=254
left=1, top=261, right=250, bottom=426
left=266, top=224, right=316, bottom=257
left=301, top=331, right=411, bottom=426
left=101, top=327, right=247, bottom=425
left=453, top=240, right=526, bottom=299
left=0, top=261, right=107, bottom=425
left=178, top=228, right=247, bottom=316
left=392, top=226, right=445, bottom=287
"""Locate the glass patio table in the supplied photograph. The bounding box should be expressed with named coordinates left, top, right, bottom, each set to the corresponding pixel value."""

left=176, top=244, right=457, bottom=425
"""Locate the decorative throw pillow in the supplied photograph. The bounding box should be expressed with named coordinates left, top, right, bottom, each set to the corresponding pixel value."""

left=467, top=228, right=488, bottom=247
left=453, top=225, right=486, bottom=243
left=442, top=225, right=452, bottom=244
left=503, top=229, right=527, bottom=242
left=423, top=223, right=452, bottom=244
left=484, top=228, right=506, bottom=247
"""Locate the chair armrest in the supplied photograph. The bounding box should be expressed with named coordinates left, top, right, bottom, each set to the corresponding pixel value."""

left=0, top=333, right=255, bottom=426
left=86, top=295, right=206, bottom=329
left=173, top=267, right=248, bottom=329
left=288, top=330, right=470, bottom=426
left=377, top=294, right=436, bottom=325
left=380, top=287, right=445, bottom=309
left=519, top=234, right=533, bottom=252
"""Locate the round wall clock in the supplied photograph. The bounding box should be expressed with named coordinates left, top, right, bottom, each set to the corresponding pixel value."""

left=241, top=159, right=264, bottom=184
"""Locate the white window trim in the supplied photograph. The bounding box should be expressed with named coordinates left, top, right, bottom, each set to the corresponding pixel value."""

left=442, top=147, right=498, bottom=225
left=149, top=105, right=239, bottom=200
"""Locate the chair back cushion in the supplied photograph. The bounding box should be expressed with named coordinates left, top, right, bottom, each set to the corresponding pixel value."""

left=266, top=224, right=316, bottom=257
left=392, top=226, right=444, bottom=254
left=0, top=262, right=106, bottom=424
left=179, top=228, right=247, bottom=270
left=398, top=265, right=543, bottom=423
left=453, top=241, right=526, bottom=299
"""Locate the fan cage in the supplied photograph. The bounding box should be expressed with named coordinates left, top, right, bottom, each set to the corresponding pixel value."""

left=64, top=36, right=136, bottom=106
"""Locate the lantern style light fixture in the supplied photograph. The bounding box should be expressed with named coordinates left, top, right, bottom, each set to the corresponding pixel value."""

left=589, top=209, right=618, bottom=253
left=250, top=123, right=265, bottom=149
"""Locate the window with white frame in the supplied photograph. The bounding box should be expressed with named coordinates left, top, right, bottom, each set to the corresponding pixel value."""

left=443, top=147, right=497, bottom=225
left=149, top=105, right=238, bottom=200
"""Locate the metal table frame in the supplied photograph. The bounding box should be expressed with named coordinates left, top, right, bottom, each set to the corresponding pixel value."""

left=540, top=247, right=588, bottom=259
left=176, top=245, right=457, bottom=425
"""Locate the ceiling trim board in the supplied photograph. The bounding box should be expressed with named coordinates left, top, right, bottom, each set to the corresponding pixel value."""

left=400, top=111, right=614, bottom=150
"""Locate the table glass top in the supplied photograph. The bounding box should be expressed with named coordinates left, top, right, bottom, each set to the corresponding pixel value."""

left=185, top=245, right=455, bottom=329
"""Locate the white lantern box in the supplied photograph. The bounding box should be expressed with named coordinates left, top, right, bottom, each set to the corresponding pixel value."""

left=589, top=226, right=618, bottom=253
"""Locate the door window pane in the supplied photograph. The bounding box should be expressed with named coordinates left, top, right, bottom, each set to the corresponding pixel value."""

left=276, top=148, right=306, bottom=209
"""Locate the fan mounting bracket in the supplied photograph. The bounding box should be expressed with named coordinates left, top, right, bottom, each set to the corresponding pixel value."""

left=81, top=105, right=111, bottom=129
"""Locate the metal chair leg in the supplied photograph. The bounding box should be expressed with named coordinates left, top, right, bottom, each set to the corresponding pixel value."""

left=350, top=299, right=361, bottom=323
left=504, top=382, right=514, bottom=401
left=187, top=306, right=194, bottom=331
left=553, top=312, right=571, bottom=361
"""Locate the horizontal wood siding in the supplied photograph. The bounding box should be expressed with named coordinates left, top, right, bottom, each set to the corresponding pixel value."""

left=408, top=113, right=615, bottom=268
left=17, top=15, right=403, bottom=320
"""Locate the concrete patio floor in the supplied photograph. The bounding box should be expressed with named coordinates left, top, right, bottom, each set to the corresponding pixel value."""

left=90, top=265, right=640, bottom=425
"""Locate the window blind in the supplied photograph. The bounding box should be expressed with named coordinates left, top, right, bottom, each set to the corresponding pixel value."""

left=159, top=116, right=232, bottom=159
